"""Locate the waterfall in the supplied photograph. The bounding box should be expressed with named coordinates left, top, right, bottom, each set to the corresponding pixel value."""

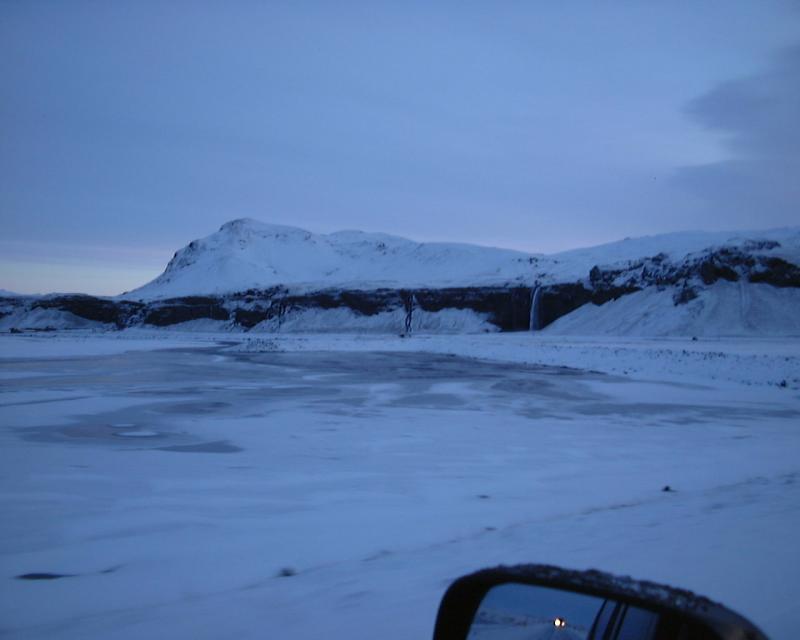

left=529, top=285, right=542, bottom=332
left=401, top=290, right=415, bottom=335
left=404, top=294, right=415, bottom=334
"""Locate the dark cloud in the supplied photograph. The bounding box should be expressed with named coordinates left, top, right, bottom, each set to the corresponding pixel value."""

left=674, top=46, right=800, bottom=225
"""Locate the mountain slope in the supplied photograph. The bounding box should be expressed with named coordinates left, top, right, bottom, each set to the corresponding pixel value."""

left=545, top=281, right=800, bottom=337
left=128, top=218, right=800, bottom=301
left=127, top=219, right=536, bottom=299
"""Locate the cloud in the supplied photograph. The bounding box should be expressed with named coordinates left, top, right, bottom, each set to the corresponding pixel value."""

left=673, top=45, right=800, bottom=226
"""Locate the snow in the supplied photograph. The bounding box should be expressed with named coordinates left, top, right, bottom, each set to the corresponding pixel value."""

left=544, top=281, right=800, bottom=337
left=145, top=318, right=237, bottom=333
left=126, top=218, right=800, bottom=299
left=250, top=306, right=496, bottom=334
left=541, top=227, right=800, bottom=283
left=127, top=219, right=536, bottom=299
left=1, top=331, right=799, bottom=640
left=0, top=308, right=110, bottom=332
left=550, top=227, right=800, bottom=269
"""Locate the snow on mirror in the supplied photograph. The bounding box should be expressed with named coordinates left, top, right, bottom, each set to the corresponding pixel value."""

left=467, top=583, right=659, bottom=640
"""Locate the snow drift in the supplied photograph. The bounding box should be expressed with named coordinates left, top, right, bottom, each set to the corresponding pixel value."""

left=545, top=281, right=800, bottom=337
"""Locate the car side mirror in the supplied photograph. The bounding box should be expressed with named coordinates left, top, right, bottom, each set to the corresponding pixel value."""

left=432, top=565, right=767, bottom=640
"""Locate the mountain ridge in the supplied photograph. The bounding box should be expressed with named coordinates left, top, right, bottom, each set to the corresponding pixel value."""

left=127, top=218, right=800, bottom=300
left=127, top=218, right=535, bottom=299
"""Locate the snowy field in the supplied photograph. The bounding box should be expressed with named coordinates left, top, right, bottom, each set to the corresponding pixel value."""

left=1, top=332, right=799, bottom=639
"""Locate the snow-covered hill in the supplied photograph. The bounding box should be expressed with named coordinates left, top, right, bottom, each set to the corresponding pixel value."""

left=539, top=228, right=800, bottom=283
left=545, top=281, right=800, bottom=337
left=127, top=219, right=536, bottom=299
left=2, top=219, right=799, bottom=336
left=127, top=218, right=800, bottom=300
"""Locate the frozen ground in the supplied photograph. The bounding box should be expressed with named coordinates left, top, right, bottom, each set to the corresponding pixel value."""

left=1, top=332, right=799, bottom=639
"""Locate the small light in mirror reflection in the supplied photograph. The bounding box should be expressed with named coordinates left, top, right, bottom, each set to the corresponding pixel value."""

left=553, top=617, right=567, bottom=629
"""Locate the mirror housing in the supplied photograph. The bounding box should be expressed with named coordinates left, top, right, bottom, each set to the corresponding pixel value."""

left=432, top=565, right=767, bottom=640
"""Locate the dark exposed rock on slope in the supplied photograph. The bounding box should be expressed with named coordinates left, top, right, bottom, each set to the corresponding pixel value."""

left=0, top=287, right=534, bottom=332
left=33, top=295, right=145, bottom=328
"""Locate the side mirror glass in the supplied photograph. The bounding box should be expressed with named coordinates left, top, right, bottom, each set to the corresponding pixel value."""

left=468, top=583, right=661, bottom=640
left=433, top=565, right=767, bottom=640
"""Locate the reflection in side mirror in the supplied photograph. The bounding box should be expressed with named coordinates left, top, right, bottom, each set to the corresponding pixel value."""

left=432, top=565, right=768, bottom=640
left=468, top=583, right=660, bottom=640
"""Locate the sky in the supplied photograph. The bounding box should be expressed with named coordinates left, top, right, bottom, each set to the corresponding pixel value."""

left=1, top=1, right=799, bottom=295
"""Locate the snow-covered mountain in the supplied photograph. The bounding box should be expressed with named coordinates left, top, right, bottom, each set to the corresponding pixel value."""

left=539, top=228, right=800, bottom=283
left=128, top=218, right=800, bottom=299
left=2, top=219, right=799, bottom=336
left=127, top=219, right=536, bottom=299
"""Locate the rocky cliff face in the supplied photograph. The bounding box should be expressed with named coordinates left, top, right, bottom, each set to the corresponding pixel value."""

left=0, top=286, right=533, bottom=333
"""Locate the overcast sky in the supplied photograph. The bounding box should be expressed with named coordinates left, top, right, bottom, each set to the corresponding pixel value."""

left=1, top=1, right=799, bottom=295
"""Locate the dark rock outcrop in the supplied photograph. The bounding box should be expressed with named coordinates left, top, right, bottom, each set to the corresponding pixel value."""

left=673, top=285, right=699, bottom=306
left=32, top=295, right=143, bottom=328
left=413, top=287, right=532, bottom=331
left=748, top=257, right=800, bottom=287
left=699, top=260, right=739, bottom=285
left=536, top=283, right=640, bottom=328
left=142, top=296, right=229, bottom=326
